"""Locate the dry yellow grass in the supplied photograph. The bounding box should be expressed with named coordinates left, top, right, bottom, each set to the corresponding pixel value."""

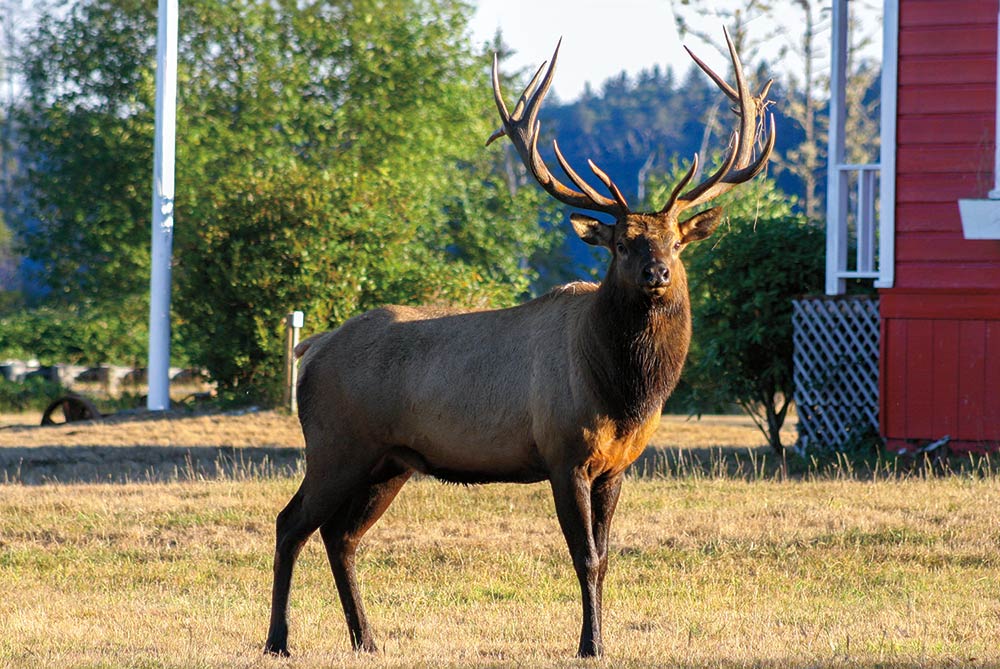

left=2, top=474, right=999, bottom=668
left=2, top=411, right=998, bottom=668
left=0, top=409, right=305, bottom=448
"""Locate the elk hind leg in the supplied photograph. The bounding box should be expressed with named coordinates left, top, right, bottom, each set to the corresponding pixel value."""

left=265, top=468, right=364, bottom=656
left=320, top=463, right=412, bottom=653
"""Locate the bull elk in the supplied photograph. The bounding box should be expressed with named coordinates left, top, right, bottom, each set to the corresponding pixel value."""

left=265, top=28, right=774, bottom=658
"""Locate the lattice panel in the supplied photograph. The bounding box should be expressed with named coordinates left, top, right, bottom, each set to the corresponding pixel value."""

left=792, top=297, right=879, bottom=450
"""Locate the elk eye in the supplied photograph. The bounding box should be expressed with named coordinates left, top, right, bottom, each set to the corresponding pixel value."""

left=673, top=241, right=682, bottom=252
left=615, top=241, right=627, bottom=255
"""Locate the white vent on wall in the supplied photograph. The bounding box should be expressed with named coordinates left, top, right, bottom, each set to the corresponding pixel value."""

left=957, top=7, right=1000, bottom=240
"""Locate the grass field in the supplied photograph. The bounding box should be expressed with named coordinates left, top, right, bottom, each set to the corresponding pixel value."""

left=2, top=411, right=999, bottom=668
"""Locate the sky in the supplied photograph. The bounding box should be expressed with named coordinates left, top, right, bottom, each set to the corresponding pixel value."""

left=469, top=0, right=882, bottom=103
left=468, top=0, right=730, bottom=103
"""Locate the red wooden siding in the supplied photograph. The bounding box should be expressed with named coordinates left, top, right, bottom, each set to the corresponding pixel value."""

left=881, top=300, right=1000, bottom=449
left=899, top=26, right=996, bottom=58
left=882, top=1, right=1000, bottom=451
left=899, top=57, right=997, bottom=87
left=894, top=0, right=1000, bottom=290
left=900, top=1, right=998, bottom=28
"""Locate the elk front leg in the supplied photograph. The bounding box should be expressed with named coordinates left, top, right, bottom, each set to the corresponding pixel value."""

left=591, top=472, right=623, bottom=629
left=550, top=468, right=603, bottom=657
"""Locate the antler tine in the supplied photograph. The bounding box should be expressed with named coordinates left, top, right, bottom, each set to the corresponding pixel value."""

left=725, top=26, right=751, bottom=103
left=680, top=131, right=742, bottom=204
left=486, top=41, right=557, bottom=147
left=758, top=78, right=774, bottom=100
left=727, top=112, right=777, bottom=182
left=587, top=160, right=630, bottom=212
left=486, top=53, right=511, bottom=146
left=511, top=60, right=548, bottom=120
left=725, top=26, right=759, bottom=173
left=486, top=40, right=629, bottom=218
left=663, top=27, right=775, bottom=213
left=523, top=39, right=560, bottom=131
left=684, top=46, right=738, bottom=102
left=552, top=140, right=622, bottom=211
left=660, top=153, right=700, bottom=214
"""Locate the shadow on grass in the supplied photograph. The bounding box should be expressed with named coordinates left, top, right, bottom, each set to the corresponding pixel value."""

left=629, top=443, right=1000, bottom=482
left=0, top=404, right=266, bottom=431
left=3, top=436, right=997, bottom=486
left=0, top=444, right=303, bottom=484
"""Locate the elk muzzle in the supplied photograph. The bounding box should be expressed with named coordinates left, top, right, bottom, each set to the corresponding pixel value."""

left=641, top=261, right=670, bottom=290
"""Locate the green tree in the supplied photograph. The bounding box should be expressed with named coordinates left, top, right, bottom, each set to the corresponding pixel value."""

left=0, top=296, right=150, bottom=365
left=16, top=0, right=557, bottom=395
left=17, top=0, right=155, bottom=302
left=645, top=162, right=823, bottom=452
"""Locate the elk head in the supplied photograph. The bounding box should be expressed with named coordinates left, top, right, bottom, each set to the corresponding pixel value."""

left=487, top=29, right=775, bottom=304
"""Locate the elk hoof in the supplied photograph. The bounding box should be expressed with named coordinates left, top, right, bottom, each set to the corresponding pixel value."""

left=263, top=642, right=290, bottom=657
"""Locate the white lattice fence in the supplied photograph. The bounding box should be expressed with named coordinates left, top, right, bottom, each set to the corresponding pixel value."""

left=792, top=296, right=879, bottom=450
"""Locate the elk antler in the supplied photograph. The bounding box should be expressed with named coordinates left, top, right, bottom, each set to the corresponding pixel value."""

left=487, top=40, right=630, bottom=219
left=660, top=27, right=776, bottom=216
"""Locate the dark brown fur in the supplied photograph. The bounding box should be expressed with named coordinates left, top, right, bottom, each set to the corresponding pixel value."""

left=584, top=271, right=691, bottom=437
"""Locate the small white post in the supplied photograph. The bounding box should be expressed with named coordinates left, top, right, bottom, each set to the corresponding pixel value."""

left=147, top=0, right=178, bottom=411
left=284, top=311, right=304, bottom=414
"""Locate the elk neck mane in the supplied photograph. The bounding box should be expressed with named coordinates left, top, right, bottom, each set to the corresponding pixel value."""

left=578, top=270, right=692, bottom=437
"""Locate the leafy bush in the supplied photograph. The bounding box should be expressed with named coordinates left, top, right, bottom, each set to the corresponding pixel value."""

left=683, top=213, right=825, bottom=453
left=176, top=160, right=554, bottom=404
left=0, top=297, right=159, bottom=366
left=0, top=377, right=66, bottom=413
left=646, top=164, right=824, bottom=451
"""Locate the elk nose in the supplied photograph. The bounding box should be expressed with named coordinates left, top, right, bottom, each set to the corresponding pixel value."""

left=642, top=261, right=670, bottom=287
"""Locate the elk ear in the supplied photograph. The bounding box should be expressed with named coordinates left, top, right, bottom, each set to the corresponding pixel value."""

left=678, top=207, right=723, bottom=244
left=570, top=213, right=615, bottom=248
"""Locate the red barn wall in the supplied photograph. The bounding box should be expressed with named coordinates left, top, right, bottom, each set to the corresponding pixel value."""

left=883, top=0, right=1000, bottom=451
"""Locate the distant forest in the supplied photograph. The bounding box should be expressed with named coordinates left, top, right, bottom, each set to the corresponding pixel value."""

left=547, top=63, right=876, bottom=214
left=516, top=59, right=880, bottom=273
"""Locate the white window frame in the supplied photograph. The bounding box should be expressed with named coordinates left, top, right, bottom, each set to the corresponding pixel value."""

left=825, top=0, right=897, bottom=295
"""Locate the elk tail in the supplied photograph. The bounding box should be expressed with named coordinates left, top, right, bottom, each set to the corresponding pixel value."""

left=293, top=339, right=312, bottom=359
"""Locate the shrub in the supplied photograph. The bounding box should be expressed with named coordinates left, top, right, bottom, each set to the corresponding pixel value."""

left=0, top=297, right=158, bottom=366
left=0, top=377, right=66, bottom=413
left=175, top=160, right=554, bottom=405
left=683, top=212, right=825, bottom=453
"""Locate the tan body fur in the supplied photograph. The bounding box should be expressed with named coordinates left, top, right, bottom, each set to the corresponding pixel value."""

left=296, top=281, right=682, bottom=488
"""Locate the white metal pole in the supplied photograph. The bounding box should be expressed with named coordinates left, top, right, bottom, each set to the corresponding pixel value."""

left=286, top=311, right=303, bottom=414
left=148, top=0, right=178, bottom=411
